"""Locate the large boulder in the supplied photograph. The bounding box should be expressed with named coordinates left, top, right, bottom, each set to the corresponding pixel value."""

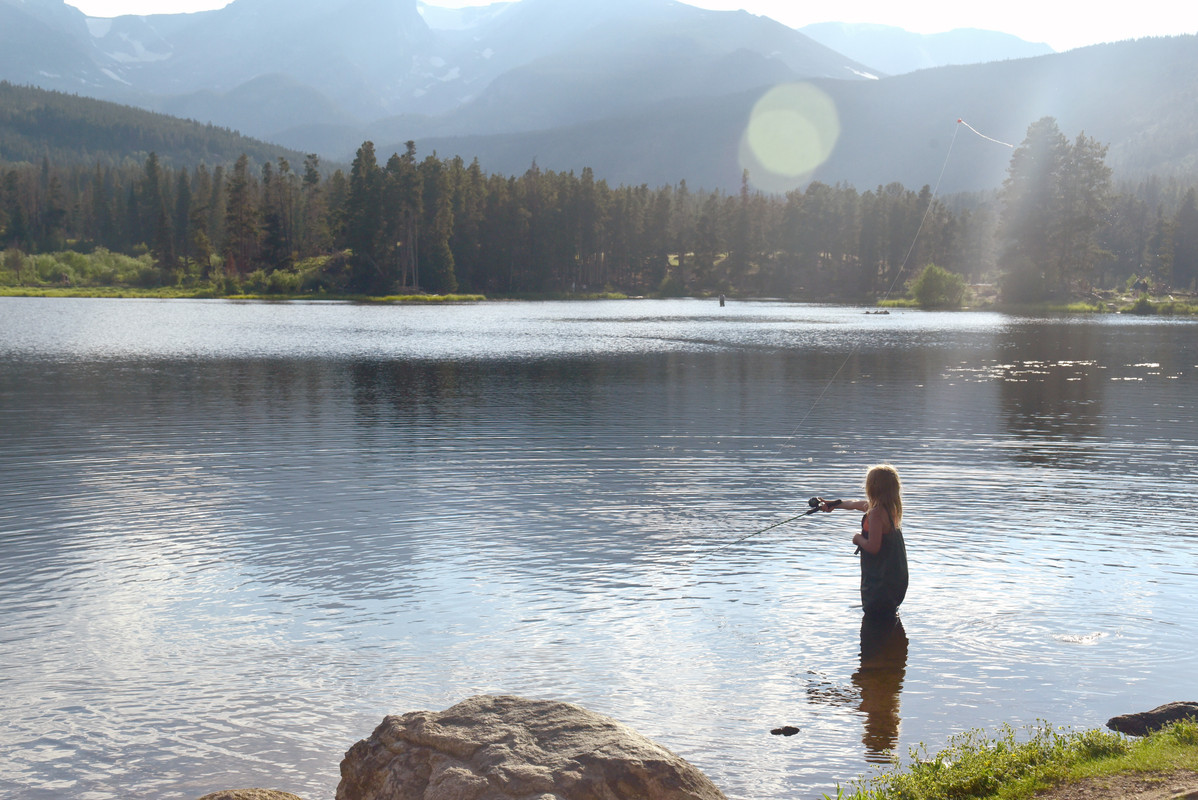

left=336, top=695, right=727, bottom=800
left=1106, top=702, right=1198, bottom=736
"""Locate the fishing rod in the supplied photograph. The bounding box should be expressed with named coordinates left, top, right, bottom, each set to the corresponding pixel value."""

left=689, top=498, right=842, bottom=563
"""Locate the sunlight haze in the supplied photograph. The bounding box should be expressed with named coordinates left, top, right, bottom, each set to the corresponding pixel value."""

left=65, top=0, right=1198, bottom=52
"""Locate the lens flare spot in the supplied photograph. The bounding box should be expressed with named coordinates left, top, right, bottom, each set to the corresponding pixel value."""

left=740, top=83, right=840, bottom=192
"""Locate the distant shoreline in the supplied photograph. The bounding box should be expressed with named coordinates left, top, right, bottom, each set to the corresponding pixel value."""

left=2, top=287, right=1196, bottom=315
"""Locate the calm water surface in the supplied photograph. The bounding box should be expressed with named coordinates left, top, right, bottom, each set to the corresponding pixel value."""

left=1, top=297, right=1195, bottom=800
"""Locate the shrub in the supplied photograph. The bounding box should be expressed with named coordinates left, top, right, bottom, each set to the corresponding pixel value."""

left=1127, top=294, right=1156, bottom=315
left=910, top=263, right=968, bottom=308
left=657, top=272, right=686, bottom=297
left=267, top=269, right=302, bottom=294
left=132, top=262, right=162, bottom=288
left=32, top=254, right=76, bottom=285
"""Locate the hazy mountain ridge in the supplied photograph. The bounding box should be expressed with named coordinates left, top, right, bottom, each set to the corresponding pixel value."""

left=1, top=0, right=1193, bottom=194
left=409, top=35, right=1198, bottom=194
left=349, top=5, right=876, bottom=142
left=1, top=0, right=875, bottom=141
left=798, top=22, right=1054, bottom=75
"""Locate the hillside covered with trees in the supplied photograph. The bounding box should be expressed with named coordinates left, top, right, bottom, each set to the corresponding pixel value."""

left=1, top=96, right=1196, bottom=304
left=0, top=82, right=304, bottom=171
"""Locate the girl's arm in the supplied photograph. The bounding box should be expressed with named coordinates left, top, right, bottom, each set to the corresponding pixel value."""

left=852, top=505, right=889, bottom=554
left=821, top=498, right=868, bottom=513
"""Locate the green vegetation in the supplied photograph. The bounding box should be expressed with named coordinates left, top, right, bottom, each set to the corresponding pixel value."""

left=2, top=105, right=1197, bottom=303
left=1059, top=301, right=1107, bottom=313
left=355, top=294, right=486, bottom=304
left=1124, top=294, right=1198, bottom=315
left=0, top=247, right=483, bottom=302
left=999, top=118, right=1113, bottom=303
left=909, top=263, right=968, bottom=308
left=0, top=81, right=300, bottom=169
left=826, top=720, right=1198, bottom=800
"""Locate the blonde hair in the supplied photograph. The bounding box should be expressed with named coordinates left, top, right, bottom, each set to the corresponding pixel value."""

left=864, top=464, right=903, bottom=528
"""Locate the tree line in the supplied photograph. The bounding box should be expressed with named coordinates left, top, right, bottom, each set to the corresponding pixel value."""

left=2, top=117, right=1196, bottom=300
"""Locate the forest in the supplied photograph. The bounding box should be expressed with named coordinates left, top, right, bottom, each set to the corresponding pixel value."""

left=2, top=116, right=1197, bottom=305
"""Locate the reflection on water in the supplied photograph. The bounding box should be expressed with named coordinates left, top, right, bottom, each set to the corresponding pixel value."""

left=998, top=323, right=1106, bottom=461
left=1, top=298, right=1196, bottom=800
left=854, top=616, right=908, bottom=762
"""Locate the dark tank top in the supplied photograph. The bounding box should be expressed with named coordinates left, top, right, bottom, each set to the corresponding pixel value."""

left=859, top=509, right=908, bottom=617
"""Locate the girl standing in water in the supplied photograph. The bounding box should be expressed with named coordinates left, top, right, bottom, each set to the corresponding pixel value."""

left=821, top=464, right=909, bottom=618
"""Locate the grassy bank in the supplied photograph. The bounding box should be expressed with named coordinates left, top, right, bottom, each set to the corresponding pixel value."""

left=828, top=720, right=1198, bottom=800
left=0, top=283, right=631, bottom=302
left=4, top=283, right=1195, bottom=313
left=0, top=285, right=486, bottom=303
left=877, top=293, right=1198, bottom=315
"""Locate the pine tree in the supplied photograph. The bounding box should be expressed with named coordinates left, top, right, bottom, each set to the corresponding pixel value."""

left=3, top=169, right=31, bottom=251
left=190, top=165, right=215, bottom=279
left=224, top=154, right=260, bottom=276
left=447, top=156, right=486, bottom=292
left=38, top=159, right=69, bottom=252
left=1055, top=132, right=1112, bottom=290
left=1171, top=189, right=1198, bottom=290
left=173, top=169, right=192, bottom=277
left=380, top=143, right=420, bottom=292
left=998, top=118, right=1070, bottom=301
left=152, top=206, right=178, bottom=285
left=343, top=142, right=384, bottom=292
left=300, top=154, right=330, bottom=257
left=999, top=117, right=1112, bottom=300
left=418, top=154, right=457, bottom=293
left=259, top=160, right=293, bottom=272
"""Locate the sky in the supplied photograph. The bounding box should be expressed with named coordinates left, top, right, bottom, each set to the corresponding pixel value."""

left=65, top=0, right=1198, bottom=53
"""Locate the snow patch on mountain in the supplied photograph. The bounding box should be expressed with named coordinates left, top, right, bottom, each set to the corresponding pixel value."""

left=85, top=18, right=113, bottom=37
left=100, top=67, right=131, bottom=85
left=108, top=34, right=172, bottom=64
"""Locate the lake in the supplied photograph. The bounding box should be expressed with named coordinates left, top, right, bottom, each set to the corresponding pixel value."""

left=1, top=297, right=1195, bottom=800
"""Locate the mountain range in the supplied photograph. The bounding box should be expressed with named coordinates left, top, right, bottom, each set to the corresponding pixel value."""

left=2, top=0, right=1195, bottom=194
left=797, top=23, right=1053, bottom=76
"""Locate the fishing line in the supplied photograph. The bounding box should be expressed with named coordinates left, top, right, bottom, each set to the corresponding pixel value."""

left=957, top=117, right=1015, bottom=149
left=687, top=498, right=842, bottom=564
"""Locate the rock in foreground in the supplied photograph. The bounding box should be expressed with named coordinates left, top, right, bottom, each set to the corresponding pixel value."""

left=337, top=694, right=727, bottom=800
left=1106, top=702, right=1198, bottom=736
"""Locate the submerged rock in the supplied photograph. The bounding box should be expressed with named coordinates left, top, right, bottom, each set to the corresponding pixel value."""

left=337, top=694, right=727, bottom=800
left=1106, top=701, right=1198, bottom=736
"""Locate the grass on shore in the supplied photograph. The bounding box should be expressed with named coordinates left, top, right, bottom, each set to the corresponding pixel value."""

left=877, top=293, right=1198, bottom=315
left=0, top=284, right=637, bottom=302
left=0, top=285, right=221, bottom=299
left=0, top=285, right=486, bottom=303
left=827, top=719, right=1198, bottom=800
left=1122, top=295, right=1198, bottom=316
left=4, top=284, right=1196, bottom=314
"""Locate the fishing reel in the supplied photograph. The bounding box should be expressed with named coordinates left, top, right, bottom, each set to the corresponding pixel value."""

left=806, top=497, right=842, bottom=514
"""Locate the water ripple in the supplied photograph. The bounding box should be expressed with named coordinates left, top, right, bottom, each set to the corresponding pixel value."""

left=1, top=299, right=1196, bottom=800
